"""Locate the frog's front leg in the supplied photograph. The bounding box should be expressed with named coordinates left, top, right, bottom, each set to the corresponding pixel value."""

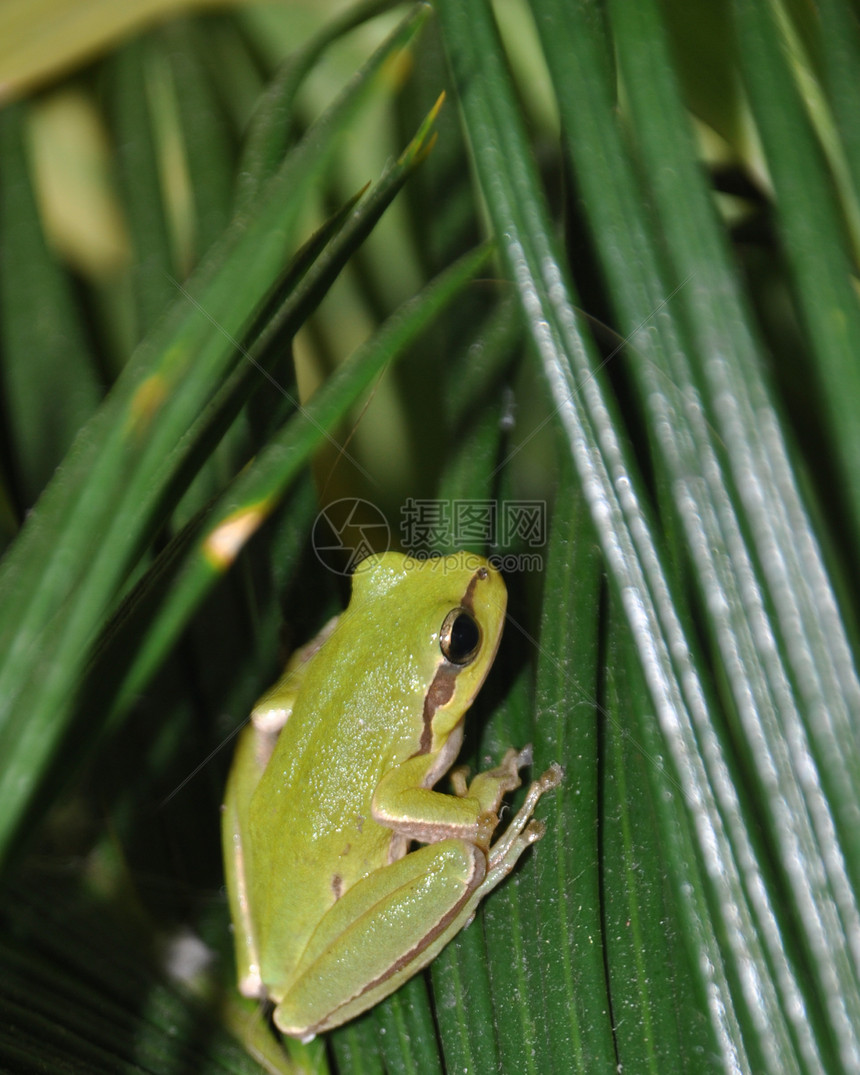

left=371, top=744, right=533, bottom=856
left=450, top=745, right=535, bottom=820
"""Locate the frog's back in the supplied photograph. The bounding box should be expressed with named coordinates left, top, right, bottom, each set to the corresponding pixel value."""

left=248, top=620, right=423, bottom=976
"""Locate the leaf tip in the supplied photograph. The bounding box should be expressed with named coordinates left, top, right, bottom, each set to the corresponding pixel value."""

left=202, top=506, right=268, bottom=572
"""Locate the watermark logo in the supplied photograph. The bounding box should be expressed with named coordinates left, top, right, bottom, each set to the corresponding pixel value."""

left=311, top=498, right=390, bottom=575
left=400, top=498, right=546, bottom=559
left=311, top=498, right=546, bottom=575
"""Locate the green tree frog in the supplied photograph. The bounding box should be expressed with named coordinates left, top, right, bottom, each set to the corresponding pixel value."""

left=222, top=551, right=562, bottom=1041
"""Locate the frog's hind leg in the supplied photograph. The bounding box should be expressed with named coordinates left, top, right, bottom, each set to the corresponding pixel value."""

left=271, top=839, right=485, bottom=1041
left=271, top=763, right=563, bottom=1042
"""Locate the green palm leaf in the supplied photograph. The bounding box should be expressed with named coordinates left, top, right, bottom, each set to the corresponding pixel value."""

left=0, top=2, right=857, bottom=1072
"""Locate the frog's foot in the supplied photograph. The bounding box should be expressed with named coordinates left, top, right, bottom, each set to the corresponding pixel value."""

left=486, top=762, right=564, bottom=876
left=451, top=748, right=561, bottom=855
left=451, top=745, right=533, bottom=811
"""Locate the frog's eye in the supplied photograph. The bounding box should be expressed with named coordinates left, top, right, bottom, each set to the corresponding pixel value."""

left=440, top=608, right=481, bottom=665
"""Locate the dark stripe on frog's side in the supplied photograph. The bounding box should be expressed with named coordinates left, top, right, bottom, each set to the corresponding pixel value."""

left=460, top=566, right=487, bottom=617
left=418, top=663, right=457, bottom=754
left=417, top=567, right=489, bottom=755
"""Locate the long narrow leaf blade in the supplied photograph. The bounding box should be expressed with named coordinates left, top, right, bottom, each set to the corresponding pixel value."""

left=0, top=5, right=429, bottom=865
left=434, top=0, right=818, bottom=1069
left=98, top=244, right=492, bottom=730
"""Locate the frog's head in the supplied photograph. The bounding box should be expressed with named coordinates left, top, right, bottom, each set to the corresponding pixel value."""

left=350, top=551, right=507, bottom=749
